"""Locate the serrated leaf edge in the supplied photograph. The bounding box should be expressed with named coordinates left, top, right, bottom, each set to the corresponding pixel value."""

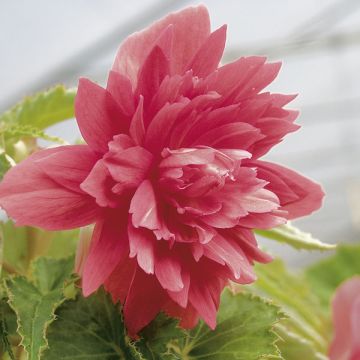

left=234, top=291, right=286, bottom=360
left=3, top=270, right=75, bottom=360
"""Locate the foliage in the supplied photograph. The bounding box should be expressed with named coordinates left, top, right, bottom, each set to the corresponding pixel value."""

left=251, top=259, right=332, bottom=357
left=0, top=85, right=356, bottom=359
left=306, top=244, right=360, bottom=309
left=4, top=257, right=75, bottom=360
left=174, top=290, right=283, bottom=360
left=256, top=222, right=336, bottom=251
left=0, top=85, right=76, bottom=160
left=43, top=289, right=143, bottom=360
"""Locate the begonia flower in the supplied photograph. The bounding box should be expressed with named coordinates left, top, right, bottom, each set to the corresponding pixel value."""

left=0, top=5, right=324, bottom=335
left=329, top=277, right=360, bottom=360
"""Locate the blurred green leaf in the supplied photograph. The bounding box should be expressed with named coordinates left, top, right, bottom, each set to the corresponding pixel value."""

left=35, top=228, right=80, bottom=260
left=3, top=125, right=65, bottom=144
left=175, top=290, right=283, bottom=360
left=0, top=86, right=76, bottom=131
left=43, top=289, right=144, bottom=360
left=252, top=259, right=331, bottom=354
left=0, top=85, right=75, bottom=159
left=2, top=222, right=28, bottom=274
left=306, top=244, right=360, bottom=309
left=0, top=154, right=12, bottom=181
left=256, top=222, right=336, bottom=251
left=1, top=224, right=79, bottom=278
left=275, top=325, right=328, bottom=360
left=4, top=256, right=74, bottom=360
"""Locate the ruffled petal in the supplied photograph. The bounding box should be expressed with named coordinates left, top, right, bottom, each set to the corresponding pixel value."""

left=80, top=160, right=119, bottom=208
left=167, top=271, right=190, bottom=308
left=135, top=46, right=170, bottom=105
left=129, top=96, right=145, bottom=145
left=124, top=268, right=166, bottom=336
left=106, top=70, right=135, bottom=116
left=212, top=56, right=266, bottom=99
left=0, top=148, right=101, bottom=230
left=35, top=145, right=98, bottom=193
left=188, top=278, right=218, bottom=329
left=192, top=122, right=264, bottom=149
left=75, top=78, right=130, bottom=153
left=187, top=25, right=227, bottom=78
left=144, top=102, right=187, bottom=154
left=329, top=277, right=360, bottom=360
left=155, top=246, right=183, bottom=292
left=82, top=211, right=129, bottom=296
left=104, top=257, right=136, bottom=304
left=112, top=5, right=210, bottom=85
left=130, top=180, right=160, bottom=230
left=128, top=224, right=156, bottom=274
left=251, top=160, right=325, bottom=219
left=103, top=146, right=153, bottom=188
left=238, top=212, right=287, bottom=229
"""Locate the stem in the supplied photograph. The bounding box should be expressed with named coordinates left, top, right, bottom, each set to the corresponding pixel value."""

left=16, top=346, right=24, bottom=360
left=1, top=261, right=20, bottom=275
left=25, top=227, right=52, bottom=270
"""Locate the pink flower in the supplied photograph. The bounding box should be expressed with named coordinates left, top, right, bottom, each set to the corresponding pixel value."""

left=0, top=6, right=324, bottom=335
left=329, top=277, right=360, bottom=360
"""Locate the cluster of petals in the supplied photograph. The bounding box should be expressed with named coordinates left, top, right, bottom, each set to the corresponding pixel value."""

left=0, top=6, right=324, bottom=335
left=329, top=277, right=360, bottom=360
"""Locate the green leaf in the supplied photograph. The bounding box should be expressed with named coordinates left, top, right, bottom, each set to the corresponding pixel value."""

left=174, top=290, right=283, bottom=360
left=306, top=244, right=360, bottom=309
left=274, top=325, right=328, bottom=360
left=255, top=222, right=336, bottom=251
left=2, top=222, right=28, bottom=275
left=137, top=314, right=185, bottom=360
left=0, top=299, right=17, bottom=360
left=0, top=86, right=76, bottom=131
left=0, top=86, right=75, bottom=156
left=3, top=125, right=65, bottom=144
left=40, top=229, right=80, bottom=260
left=1, top=224, right=79, bottom=277
left=0, top=153, right=12, bottom=181
left=4, top=256, right=75, bottom=360
left=252, top=260, right=331, bottom=354
left=43, top=289, right=143, bottom=360
left=31, top=257, right=75, bottom=294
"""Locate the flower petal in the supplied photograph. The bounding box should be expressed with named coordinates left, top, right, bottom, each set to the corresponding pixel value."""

left=0, top=148, right=101, bottom=230
left=112, top=5, right=210, bottom=85
left=75, top=78, right=130, bottom=153
left=128, top=223, right=155, bottom=274
left=35, top=145, right=98, bottom=193
left=212, top=56, right=266, bottom=98
left=251, top=160, right=325, bottom=219
left=329, top=277, right=360, bottom=360
left=104, top=146, right=153, bottom=188
left=144, top=102, right=187, bottom=154
left=189, top=279, right=217, bottom=329
left=155, top=246, right=183, bottom=292
left=82, top=211, right=129, bottom=296
left=192, top=122, right=264, bottom=149
left=106, top=70, right=135, bottom=116
left=124, top=268, right=166, bottom=336
left=130, top=180, right=160, bottom=230
left=187, top=25, right=227, bottom=78
left=135, top=46, right=170, bottom=105
left=167, top=271, right=190, bottom=308
left=80, top=160, right=119, bottom=208
left=129, top=96, right=145, bottom=145
left=104, top=257, right=136, bottom=304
